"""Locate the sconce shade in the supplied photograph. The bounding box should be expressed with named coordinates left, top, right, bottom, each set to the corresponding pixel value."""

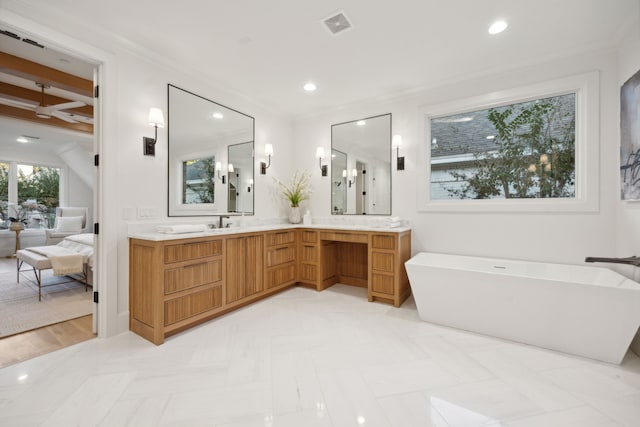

left=342, top=169, right=347, bottom=178
left=228, top=163, right=234, bottom=173
left=392, top=134, right=402, bottom=147
left=261, top=144, right=273, bottom=175
left=148, top=107, right=165, bottom=128
left=352, top=168, right=358, bottom=177
left=216, top=161, right=222, bottom=171
left=144, top=107, right=165, bottom=156
left=316, top=146, right=325, bottom=159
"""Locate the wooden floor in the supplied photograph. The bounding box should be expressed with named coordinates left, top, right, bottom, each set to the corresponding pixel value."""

left=0, top=315, right=95, bottom=369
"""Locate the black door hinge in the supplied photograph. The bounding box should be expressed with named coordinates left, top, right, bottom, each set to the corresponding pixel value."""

left=94, top=154, right=99, bottom=166
left=94, top=223, right=99, bottom=235
left=94, top=85, right=99, bottom=98
left=93, top=291, right=99, bottom=303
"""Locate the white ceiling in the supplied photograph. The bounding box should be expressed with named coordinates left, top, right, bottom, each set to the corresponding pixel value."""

left=1, top=0, right=639, bottom=119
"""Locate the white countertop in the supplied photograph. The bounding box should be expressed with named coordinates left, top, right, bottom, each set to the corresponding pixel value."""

left=128, top=223, right=411, bottom=241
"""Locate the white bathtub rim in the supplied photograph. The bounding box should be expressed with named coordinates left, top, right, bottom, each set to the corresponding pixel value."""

left=406, top=252, right=640, bottom=290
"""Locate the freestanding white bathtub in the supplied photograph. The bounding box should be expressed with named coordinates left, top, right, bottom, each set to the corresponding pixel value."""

left=405, top=252, right=640, bottom=364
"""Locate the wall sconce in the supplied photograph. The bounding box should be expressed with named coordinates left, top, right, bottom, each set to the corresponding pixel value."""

left=216, top=161, right=232, bottom=184
left=248, top=178, right=254, bottom=192
left=349, top=168, right=358, bottom=188
left=392, top=134, right=404, bottom=170
left=260, top=143, right=273, bottom=175
left=143, top=107, right=165, bottom=156
left=316, top=146, right=327, bottom=176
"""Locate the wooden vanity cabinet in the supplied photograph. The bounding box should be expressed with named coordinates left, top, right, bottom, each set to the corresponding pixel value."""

left=130, top=227, right=412, bottom=345
left=130, top=236, right=225, bottom=345
left=369, top=231, right=411, bottom=307
left=264, top=230, right=297, bottom=290
left=296, top=228, right=412, bottom=307
left=225, top=234, right=263, bottom=303
left=297, top=229, right=320, bottom=289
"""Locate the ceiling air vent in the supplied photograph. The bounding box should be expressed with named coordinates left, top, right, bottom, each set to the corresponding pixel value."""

left=322, top=11, right=353, bottom=36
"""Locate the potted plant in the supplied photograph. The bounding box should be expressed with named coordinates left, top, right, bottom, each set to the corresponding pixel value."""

left=7, top=203, right=28, bottom=231
left=275, top=170, right=312, bottom=223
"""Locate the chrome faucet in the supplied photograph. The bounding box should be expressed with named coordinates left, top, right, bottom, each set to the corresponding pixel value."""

left=218, top=215, right=230, bottom=229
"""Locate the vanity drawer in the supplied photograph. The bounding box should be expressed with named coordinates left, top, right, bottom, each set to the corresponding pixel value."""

left=301, top=245, right=317, bottom=262
left=371, top=252, right=395, bottom=274
left=266, top=245, right=296, bottom=267
left=266, top=230, right=296, bottom=247
left=319, top=231, right=368, bottom=244
left=299, top=264, right=317, bottom=282
left=164, top=259, right=223, bottom=295
left=266, top=263, right=296, bottom=289
left=371, top=234, right=396, bottom=250
left=371, top=273, right=394, bottom=295
left=164, top=240, right=222, bottom=263
left=164, top=286, right=222, bottom=326
left=301, top=230, right=318, bottom=243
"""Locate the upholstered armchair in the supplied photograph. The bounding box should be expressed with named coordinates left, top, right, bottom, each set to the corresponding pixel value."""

left=45, top=207, right=90, bottom=245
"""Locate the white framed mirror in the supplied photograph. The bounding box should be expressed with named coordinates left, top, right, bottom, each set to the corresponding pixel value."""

left=168, top=84, right=254, bottom=216
left=331, top=113, right=392, bottom=215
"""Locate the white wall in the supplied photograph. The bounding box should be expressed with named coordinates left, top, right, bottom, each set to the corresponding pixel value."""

left=294, top=47, right=620, bottom=266
left=617, top=18, right=640, bottom=355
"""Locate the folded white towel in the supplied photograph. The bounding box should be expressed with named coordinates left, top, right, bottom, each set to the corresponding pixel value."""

left=384, top=217, right=402, bottom=223
left=386, top=221, right=402, bottom=228
left=156, top=224, right=207, bottom=234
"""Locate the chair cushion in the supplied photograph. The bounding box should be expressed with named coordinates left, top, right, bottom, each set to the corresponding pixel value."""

left=55, top=216, right=83, bottom=232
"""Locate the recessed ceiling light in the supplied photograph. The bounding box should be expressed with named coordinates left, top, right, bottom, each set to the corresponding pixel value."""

left=357, top=120, right=366, bottom=126
left=303, top=82, right=317, bottom=92
left=212, top=112, right=223, bottom=119
left=488, top=20, right=508, bottom=35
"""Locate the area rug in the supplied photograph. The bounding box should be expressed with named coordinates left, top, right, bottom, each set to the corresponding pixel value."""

left=0, top=270, right=92, bottom=338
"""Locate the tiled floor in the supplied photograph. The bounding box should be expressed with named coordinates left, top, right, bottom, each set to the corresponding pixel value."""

left=1, top=284, right=639, bottom=426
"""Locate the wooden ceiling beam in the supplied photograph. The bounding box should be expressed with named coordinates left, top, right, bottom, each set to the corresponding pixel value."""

left=0, top=81, right=93, bottom=117
left=0, top=52, right=93, bottom=98
left=0, top=104, right=93, bottom=134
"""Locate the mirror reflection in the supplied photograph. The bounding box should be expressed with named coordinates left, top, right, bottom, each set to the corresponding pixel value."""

left=168, top=84, right=254, bottom=216
left=331, top=114, right=392, bottom=215
left=228, top=142, right=254, bottom=213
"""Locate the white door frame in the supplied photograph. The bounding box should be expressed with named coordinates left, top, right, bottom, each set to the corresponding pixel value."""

left=1, top=9, right=116, bottom=338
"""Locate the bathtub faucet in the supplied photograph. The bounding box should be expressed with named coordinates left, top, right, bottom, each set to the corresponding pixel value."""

left=584, top=256, right=640, bottom=267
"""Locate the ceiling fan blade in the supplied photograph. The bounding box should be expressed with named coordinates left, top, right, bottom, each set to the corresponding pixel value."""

left=48, top=101, right=86, bottom=111
left=51, top=110, right=79, bottom=123
left=66, top=114, right=94, bottom=124
left=0, top=97, right=38, bottom=110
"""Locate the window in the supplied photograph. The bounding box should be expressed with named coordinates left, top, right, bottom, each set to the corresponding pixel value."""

left=0, top=162, right=8, bottom=222
left=419, top=72, right=599, bottom=212
left=1, top=161, right=61, bottom=229
left=431, top=93, right=576, bottom=200
left=182, top=157, right=215, bottom=204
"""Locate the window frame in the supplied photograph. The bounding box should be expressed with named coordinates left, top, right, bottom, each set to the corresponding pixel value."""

left=418, top=71, right=600, bottom=213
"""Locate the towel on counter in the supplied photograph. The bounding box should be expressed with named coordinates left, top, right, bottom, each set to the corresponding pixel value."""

left=27, top=246, right=84, bottom=276
left=156, top=224, right=208, bottom=234
left=382, top=217, right=403, bottom=228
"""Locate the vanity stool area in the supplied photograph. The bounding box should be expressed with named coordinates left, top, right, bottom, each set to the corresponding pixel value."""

left=129, top=225, right=411, bottom=344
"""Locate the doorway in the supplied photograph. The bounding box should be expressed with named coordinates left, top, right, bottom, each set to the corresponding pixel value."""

left=0, top=27, right=100, bottom=360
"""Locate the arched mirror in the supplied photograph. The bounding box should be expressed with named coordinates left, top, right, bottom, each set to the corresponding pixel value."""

left=331, top=113, right=392, bottom=215
left=168, top=84, right=254, bottom=216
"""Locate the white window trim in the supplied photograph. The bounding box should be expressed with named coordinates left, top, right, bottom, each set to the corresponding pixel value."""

left=418, top=71, right=600, bottom=213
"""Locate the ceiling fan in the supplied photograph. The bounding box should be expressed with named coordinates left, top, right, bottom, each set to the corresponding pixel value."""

left=0, top=82, right=92, bottom=124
